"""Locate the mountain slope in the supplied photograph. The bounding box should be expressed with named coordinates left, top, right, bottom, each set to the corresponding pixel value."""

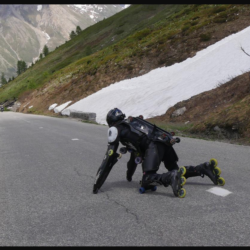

left=148, top=71, right=250, bottom=145
left=0, top=4, right=250, bottom=144
left=0, top=4, right=125, bottom=79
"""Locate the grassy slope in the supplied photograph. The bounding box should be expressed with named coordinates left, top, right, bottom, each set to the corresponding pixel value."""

left=0, top=4, right=188, bottom=102
left=0, top=4, right=250, bottom=144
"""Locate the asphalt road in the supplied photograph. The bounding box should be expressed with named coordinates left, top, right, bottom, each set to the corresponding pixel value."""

left=0, top=112, right=249, bottom=246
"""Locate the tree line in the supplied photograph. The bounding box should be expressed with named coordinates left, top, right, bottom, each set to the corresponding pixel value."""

left=0, top=45, right=49, bottom=86
left=1, top=24, right=83, bottom=87
left=69, top=25, right=82, bottom=39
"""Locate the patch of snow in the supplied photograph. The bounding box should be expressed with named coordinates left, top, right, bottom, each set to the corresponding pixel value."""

left=43, top=31, right=50, bottom=40
left=54, top=101, right=72, bottom=114
left=37, top=5, right=42, bottom=11
left=61, top=25, right=250, bottom=125
left=48, top=103, right=58, bottom=111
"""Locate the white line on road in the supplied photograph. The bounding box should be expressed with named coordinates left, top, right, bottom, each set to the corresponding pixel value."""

left=72, top=138, right=79, bottom=140
left=206, top=187, right=232, bottom=197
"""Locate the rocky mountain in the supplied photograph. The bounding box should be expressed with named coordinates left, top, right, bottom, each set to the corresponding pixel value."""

left=0, top=4, right=126, bottom=79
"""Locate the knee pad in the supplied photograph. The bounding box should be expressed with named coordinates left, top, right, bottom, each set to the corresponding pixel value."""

left=142, top=142, right=160, bottom=172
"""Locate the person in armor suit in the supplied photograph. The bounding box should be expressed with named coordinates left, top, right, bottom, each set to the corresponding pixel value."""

left=93, top=108, right=225, bottom=197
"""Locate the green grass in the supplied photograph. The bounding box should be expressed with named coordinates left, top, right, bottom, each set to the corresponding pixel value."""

left=0, top=4, right=245, bottom=103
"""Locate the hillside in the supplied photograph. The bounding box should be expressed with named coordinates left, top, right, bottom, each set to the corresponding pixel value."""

left=0, top=4, right=124, bottom=79
left=0, top=4, right=250, bottom=145
left=148, top=71, right=250, bottom=145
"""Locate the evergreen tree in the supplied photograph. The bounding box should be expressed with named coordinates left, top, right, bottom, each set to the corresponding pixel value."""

left=1, top=72, right=7, bottom=85
left=22, top=61, right=27, bottom=72
left=17, top=60, right=22, bottom=75
left=43, top=45, right=49, bottom=57
left=17, top=60, right=28, bottom=75
left=76, top=25, right=82, bottom=35
left=70, top=30, right=76, bottom=39
left=39, top=53, right=43, bottom=60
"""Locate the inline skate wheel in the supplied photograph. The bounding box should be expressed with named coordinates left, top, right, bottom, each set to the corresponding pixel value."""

left=178, top=188, right=186, bottom=198
left=217, top=177, right=225, bottom=186
left=151, top=186, right=157, bottom=192
left=213, top=166, right=221, bottom=176
left=179, top=166, right=186, bottom=176
left=181, top=176, right=186, bottom=186
left=210, top=158, right=218, bottom=167
left=139, top=187, right=146, bottom=194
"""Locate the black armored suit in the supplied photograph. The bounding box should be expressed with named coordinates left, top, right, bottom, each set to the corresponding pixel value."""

left=118, top=116, right=180, bottom=176
left=93, top=108, right=225, bottom=197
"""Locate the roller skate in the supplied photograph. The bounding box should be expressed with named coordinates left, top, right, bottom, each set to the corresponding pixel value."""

left=139, top=167, right=187, bottom=198
left=139, top=174, right=158, bottom=194
left=199, top=158, right=225, bottom=186
left=139, top=184, right=157, bottom=194
left=169, top=166, right=187, bottom=198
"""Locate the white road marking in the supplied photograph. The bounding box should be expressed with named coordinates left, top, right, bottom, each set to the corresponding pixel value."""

left=72, top=138, right=79, bottom=140
left=206, top=187, right=232, bottom=197
left=39, top=127, right=43, bottom=129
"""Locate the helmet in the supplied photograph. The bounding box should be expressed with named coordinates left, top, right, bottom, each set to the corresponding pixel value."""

left=106, top=108, right=126, bottom=126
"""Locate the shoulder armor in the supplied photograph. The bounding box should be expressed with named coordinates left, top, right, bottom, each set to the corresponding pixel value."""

left=122, top=117, right=150, bottom=136
left=107, top=126, right=118, bottom=143
left=121, top=117, right=174, bottom=145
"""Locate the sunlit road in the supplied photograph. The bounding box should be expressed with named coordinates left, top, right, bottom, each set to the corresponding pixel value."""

left=0, top=112, right=249, bottom=246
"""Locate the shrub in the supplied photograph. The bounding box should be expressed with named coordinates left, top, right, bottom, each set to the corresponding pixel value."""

left=218, top=12, right=228, bottom=18
left=158, top=58, right=166, bottom=65
left=124, top=64, right=133, bottom=71
left=115, top=29, right=124, bottom=35
left=190, top=20, right=198, bottom=26
left=118, top=21, right=126, bottom=27
left=210, top=5, right=227, bottom=14
left=213, top=17, right=227, bottom=23
left=181, top=24, right=190, bottom=32
left=200, top=33, right=212, bottom=41
left=228, top=7, right=239, bottom=14
left=133, top=28, right=151, bottom=41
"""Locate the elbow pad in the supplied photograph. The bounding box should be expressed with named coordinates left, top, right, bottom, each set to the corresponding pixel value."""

left=108, top=126, right=119, bottom=144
